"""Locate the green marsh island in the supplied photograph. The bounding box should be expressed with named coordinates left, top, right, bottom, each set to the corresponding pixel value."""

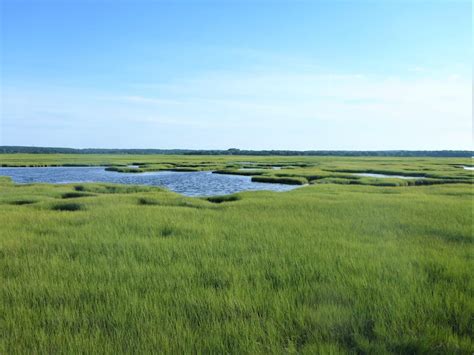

left=0, top=154, right=472, bottom=353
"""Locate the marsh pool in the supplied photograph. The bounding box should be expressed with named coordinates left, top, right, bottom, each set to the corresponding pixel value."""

left=0, top=167, right=299, bottom=197
left=352, top=173, right=425, bottom=179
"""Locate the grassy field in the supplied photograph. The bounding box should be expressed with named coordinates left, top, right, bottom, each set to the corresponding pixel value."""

left=0, top=155, right=473, bottom=353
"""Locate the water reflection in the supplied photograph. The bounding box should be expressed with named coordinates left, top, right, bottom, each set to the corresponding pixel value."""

left=0, top=167, right=299, bottom=197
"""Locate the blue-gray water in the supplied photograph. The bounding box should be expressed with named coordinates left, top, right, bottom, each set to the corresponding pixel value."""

left=0, top=167, right=299, bottom=197
left=352, top=173, right=424, bottom=179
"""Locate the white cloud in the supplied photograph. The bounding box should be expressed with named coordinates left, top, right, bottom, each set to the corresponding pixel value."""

left=2, top=69, right=471, bottom=149
left=122, top=70, right=471, bottom=127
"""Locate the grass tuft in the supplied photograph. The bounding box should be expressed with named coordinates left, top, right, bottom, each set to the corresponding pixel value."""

left=206, top=195, right=241, bottom=203
left=9, top=199, right=36, bottom=205
left=61, top=192, right=95, bottom=199
left=137, top=197, right=160, bottom=205
left=252, top=176, right=307, bottom=185
left=161, top=226, right=174, bottom=237
left=50, top=203, right=85, bottom=211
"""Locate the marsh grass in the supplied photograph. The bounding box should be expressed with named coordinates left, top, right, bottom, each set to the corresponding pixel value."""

left=61, top=192, right=96, bottom=199
left=0, top=155, right=473, bottom=353
left=206, top=194, right=241, bottom=203
left=50, top=202, right=85, bottom=211
left=8, top=199, right=37, bottom=205
left=2, top=154, right=472, bottom=187
left=252, top=176, right=307, bottom=185
left=105, top=166, right=143, bottom=173
left=137, top=197, right=160, bottom=205
left=75, top=183, right=157, bottom=194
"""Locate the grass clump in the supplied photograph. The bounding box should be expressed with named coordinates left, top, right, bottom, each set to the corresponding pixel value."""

left=105, top=166, right=143, bottom=173
left=73, top=183, right=157, bottom=194
left=251, top=176, right=307, bottom=185
left=313, top=177, right=353, bottom=185
left=61, top=192, right=95, bottom=199
left=0, top=176, right=13, bottom=185
left=137, top=197, right=160, bottom=205
left=206, top=194, right=241, bottom=204
left=161, top=225, right=174, bottom=237
left=9, top=199, right=37, bottom=205
left=168, top=167, right=200, bottom=172
left=50, top=202, right=85, bottom=211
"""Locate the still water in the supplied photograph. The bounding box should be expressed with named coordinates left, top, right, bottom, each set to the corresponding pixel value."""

left=0, top=167, right=298, bottom=197
left=352, top=173, right=425, bottom=179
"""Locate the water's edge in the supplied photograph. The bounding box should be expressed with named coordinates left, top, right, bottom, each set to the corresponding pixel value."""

left=0, top=166, right=299, bottom=197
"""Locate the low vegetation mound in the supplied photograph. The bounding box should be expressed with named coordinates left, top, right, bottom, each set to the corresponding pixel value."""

left=9, top=199, right=36, bottom=205
left=206, top=195, right=241, bottom=203
left=73, top=184, right=157, bottom=194
left=105, top=166, right=143, bottom=173
left=251, top=176, right=307, bottom=185
left=61, top=192, right=95, bottom=199
left=137, top=197, right=160, bottom=205
left=50, top=203, right=85, bottom=211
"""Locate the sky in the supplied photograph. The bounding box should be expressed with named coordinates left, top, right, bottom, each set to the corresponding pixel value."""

left=0, top=0, right=472, bottom=150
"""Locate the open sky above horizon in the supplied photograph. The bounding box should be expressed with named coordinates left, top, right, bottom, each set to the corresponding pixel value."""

left=1, top=0, right=472, bottom=150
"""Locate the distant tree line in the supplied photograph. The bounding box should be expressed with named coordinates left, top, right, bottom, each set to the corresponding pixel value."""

left=0, top=146, right=472, bottom=157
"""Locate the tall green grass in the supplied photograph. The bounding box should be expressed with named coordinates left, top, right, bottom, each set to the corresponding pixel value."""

left=0, top=167, right=472, bottom=353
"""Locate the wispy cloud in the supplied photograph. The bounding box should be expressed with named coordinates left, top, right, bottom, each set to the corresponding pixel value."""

left=119, top=70, right=471, bottom=127
left=2, top=69, right=471, bottom=149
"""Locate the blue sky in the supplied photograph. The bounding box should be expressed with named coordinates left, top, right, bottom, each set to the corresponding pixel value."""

left=1, top=0, right=471, bottom=150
